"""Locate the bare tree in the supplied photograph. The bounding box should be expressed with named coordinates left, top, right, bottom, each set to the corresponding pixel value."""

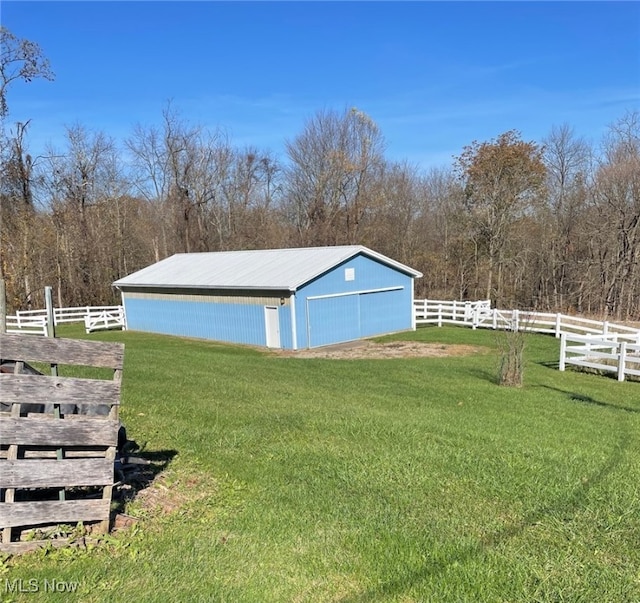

left=366, top=160, right=425, bottom=264
left=220, top=147, right=285, bottom=249
left=0, top=27, right=54, bottom=317
left=284, top=107, right=385, bottom=246
left=127, top=105, right=234, bottom=254
left=589, top=111, right=640, bottom=319
left=43, top=125, right=130, bottom=305
left=0, top=121, right=40, bottom=307
left=540, top=124, right=592, bottom=311
left=0, top=26, right=54, bottom=119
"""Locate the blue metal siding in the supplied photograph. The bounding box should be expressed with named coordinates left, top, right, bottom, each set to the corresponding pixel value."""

left=123, top=296, right=293, bottom=348
left=295, top=254, right=415, bottom=348
left=277, top=306, right=293, bottom=349
left=301, top=254, right=406, bottom=297
left=121, top=252, right=415, bottom=349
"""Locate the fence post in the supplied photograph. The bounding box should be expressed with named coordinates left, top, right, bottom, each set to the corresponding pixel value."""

left=559, top=333, right=566, bottom=371
left=618, top=342, right=627, bottom=382
left=437, top=304, right=442, bottom=328
left=0, top=278, right=5, bottom=335
left=45, top=286, right=56, bottom=339
left=555, top=313, right=561, bottom=338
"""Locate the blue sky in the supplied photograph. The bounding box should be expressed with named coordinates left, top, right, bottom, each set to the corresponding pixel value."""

left=3, top=1, right=639, bottom=170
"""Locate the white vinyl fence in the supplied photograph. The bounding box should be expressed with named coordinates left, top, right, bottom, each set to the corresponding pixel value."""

left=414, top=299, right=492, bottom=328
left=6, top=314, right=48, bottom=336
left=414, top=299, right=640, bottom=382
left=559, top=334, right=640, bottom=382
left=84, top=307, right=126, bottom=333
left=7, top=305, right=125, bottom=335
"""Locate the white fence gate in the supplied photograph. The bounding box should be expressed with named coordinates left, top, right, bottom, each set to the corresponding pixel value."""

left=84, top=307, right=126, bottom=333
left=7, top=306, right=125, bottom=336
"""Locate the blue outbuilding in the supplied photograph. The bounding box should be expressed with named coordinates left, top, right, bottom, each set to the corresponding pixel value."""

left=113, top=246, right=422, bottom=349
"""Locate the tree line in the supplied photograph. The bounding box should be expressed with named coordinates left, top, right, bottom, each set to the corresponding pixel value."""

left=1, top=27, right=639, bottom=320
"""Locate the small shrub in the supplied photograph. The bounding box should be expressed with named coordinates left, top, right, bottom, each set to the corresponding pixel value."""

left=497, top=327, right=526, bottom=386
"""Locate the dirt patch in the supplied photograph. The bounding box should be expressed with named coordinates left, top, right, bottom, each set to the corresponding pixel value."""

left=276, top=341, right=489, bottom=360
left=129, top=473, right=190, bottom=515
left=120, top=471, right=212, bottom=520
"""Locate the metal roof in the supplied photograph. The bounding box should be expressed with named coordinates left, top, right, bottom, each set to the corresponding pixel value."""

left=113, top=246, right=422, bottom=292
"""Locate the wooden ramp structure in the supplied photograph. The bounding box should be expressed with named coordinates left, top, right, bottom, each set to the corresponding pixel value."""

left=0, top=334, right=124, bottom=554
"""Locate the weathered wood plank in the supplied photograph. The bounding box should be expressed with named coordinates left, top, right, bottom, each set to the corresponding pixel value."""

left=0, top=375, right=120, bottom=409
left=2, top=403, right=20, bottom=544
left=1, top=449, right=112, bottom=459
left=0, top=374, right=120, bottom=408
left=0, top=334, right=124, bottom=369
left=110, top=368, right=123, bottom=420
left=0, top=537, right=76, bottom=554
left=0, top=458, right=114, bottom=489
left=0, top=499, right=110, bottom=529
left=0, top=417, right=119, bottom=447
left=99, top=446, right=117, bottom=533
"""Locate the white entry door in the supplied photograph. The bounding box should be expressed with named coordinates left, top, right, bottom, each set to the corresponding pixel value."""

left=264, top=306, right=281, bottom=348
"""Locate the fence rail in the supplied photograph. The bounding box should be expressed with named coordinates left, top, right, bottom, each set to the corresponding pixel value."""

left=414, top=299, right=492, bottom=327
left=414, top=299, right=640, bottom=382
left=414, top=299, right=640, bottom=342
left=559, top=334, right=640, bottom=382
left=7, top=306, right=125, bottom=335
left=6, top=315, right=48, bottom=336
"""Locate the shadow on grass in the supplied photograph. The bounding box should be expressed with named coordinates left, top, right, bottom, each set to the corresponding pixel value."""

left=112, top=448, right=178, bottom=521
left=461, top=367, right=499, bottom=385
left=339, top=425, right=631, bottom=602
left=538, top=360, right=640, bottom=385
left=537, top=360, right=560, bottom=370
left=540, top=384, right=640, bottom=414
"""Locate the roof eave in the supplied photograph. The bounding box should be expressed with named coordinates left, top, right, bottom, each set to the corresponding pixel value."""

left=114, top=283, right=297, bottom=292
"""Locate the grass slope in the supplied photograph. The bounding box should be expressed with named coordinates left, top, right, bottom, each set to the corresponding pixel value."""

left=3, top=326, right=640, bottom=602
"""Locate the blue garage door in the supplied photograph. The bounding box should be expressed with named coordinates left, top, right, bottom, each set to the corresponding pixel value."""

left=306, top=288, right=406, bottom=348
left=307, top=295, right=360, bottom=348
left=359, top=289, right=407, bottom=337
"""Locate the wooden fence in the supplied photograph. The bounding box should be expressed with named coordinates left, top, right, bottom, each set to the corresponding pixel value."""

left=0, top=334, right=124, bottom=553
left=7, top=305, right=125, bottom=335
left=414, top=299, right=640, bottom=382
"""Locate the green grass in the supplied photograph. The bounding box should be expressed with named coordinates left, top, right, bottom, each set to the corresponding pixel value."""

left=4, top=325, right=640, bottom=602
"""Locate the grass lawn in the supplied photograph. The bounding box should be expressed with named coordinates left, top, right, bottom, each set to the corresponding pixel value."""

left=3, top=325, right=640, bottom=602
